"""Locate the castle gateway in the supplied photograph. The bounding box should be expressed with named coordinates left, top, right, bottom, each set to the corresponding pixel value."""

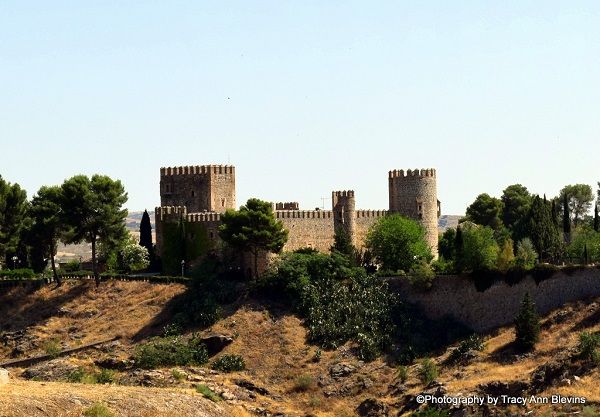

left=155, top=165, right=440, bottom=273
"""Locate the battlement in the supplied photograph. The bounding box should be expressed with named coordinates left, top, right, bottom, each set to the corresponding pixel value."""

left=356, top=209, right=387, bottom=218
left=160, top=165, right=235, bottom=176
left=388, top=168, right=436, bottom=179
left=276, top=210, right=333, bottom=219
left=155, top=206, right=187, bottom=221
left=186, top=212, right=222, bottom=222
left=275, top=202, right=300, bottom=211
left=332, top=190, right=355, bottom=198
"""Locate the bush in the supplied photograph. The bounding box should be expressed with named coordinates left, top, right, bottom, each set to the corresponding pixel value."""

left=418, top=358, right=438, bottom=385
left=411, top=409, right=450, bottom=417
left=457, top=224, right=499, bottom=272
left=514, top=293, right=540, bottom=351
left=447, top=334, right=484, bottom=364
left=211, top=354, right=246, bottom=372
left=0, top=268, right=36, bottom=279
left=62, top=260, right=81, bottom=272
left=397, top=365, right=408, bottom=382
left=67, top=367, right=116, bottom=384
left=515, top=238, right=538, bottom=269
left=291, top=374, right=316, bottom=392
left=83, top=403, right=114, bottom=417
left=96, top=368, right=116, bottom=384
left=134, top=336, right=208, bottom=369
left=196, top=384, right=222, bottom=402
left=578, top=331, right=600, bottom=363
left=409, top=260, right=435, bottom=290
left=43, top=339, right=62, bottom=358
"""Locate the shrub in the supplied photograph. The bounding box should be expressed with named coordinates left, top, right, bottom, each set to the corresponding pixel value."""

left=134, top=336, right=208, bottom=369
left=447, top=334, right=484, bottom=363
left=43, top=339, right=62, bottom=359
left=409, top=260, right=435, bottom=290
left=397, top=365, right=408, bottom=383
left=418, top=358, right=438, bottom=385
left=0, top=268, right=36, bottom=279
left=83, top=403, right=114, bottom=417
left=171, top=368, right=186, bottom=382
left=291, top=374, right=316, bottom=392
left=514, top=293, right=540, bottom=351
left=515, top=238, right=538, bottom=269
left=578, top=331, right=600, bottom=363
left=162, top=323, right=182, bottom=337
left=410, top=408, right=450, bottom=417
left=211, top=354, right=246, bottom=372
left=96, top=368, right=116, bottom=384
left=196, top=384, right=221, bottom=402
left=67, top=367, right=116, bottom=384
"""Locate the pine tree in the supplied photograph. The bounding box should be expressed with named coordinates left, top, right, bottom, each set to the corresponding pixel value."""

left=514, top=292, right=540, bottom=351
left=594, top=204, right=599, bottom=233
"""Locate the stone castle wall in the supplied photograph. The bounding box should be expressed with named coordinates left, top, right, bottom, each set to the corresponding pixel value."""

left=390, top=269, right=600, bottom=332
left=276, top=210, right=335, bottom=252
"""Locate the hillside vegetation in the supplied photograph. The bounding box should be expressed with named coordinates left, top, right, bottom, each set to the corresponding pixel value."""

left=0, top=280, right=599, bottom=417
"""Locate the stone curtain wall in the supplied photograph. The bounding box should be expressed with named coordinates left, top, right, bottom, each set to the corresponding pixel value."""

left=354, top=210, right=387, bottom=249
left=277, top=211, right=335, bottom=252
left=390, top=269, right=600, bottom=332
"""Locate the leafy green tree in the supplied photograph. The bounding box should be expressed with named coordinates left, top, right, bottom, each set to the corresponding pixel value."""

left=0, top=176, right=29, bottom=267
left=526, top=195, right=561, bottom=262
left=28, top=186, right=64, bottom=284
left=496, top=238, right=515, bottom=272
left=515, top=238, right=538, bottom=269
left=501, top=184, right=532, bottom=240
left=514, top=292, right=540, bottom=351
left=567, top=227, right=600, bottom=264
left=61, top=175, right=129, bottom=286
left=331, top=228, right=355, bottom=258
left=219, top=198, right=288, bottom=278
left=456, top=224, right=499, bottom=271
left=120, top=237, right=150, bottom=272
left=438, top=228, right=456, bottom=260
left=560, top=184, right=594, bottom=227
left=464, top=193, right=504, bottom=230
left=365, top=214, right=432, bottom=273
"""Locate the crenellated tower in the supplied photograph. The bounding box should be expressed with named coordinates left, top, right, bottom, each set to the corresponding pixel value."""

left=160, top=165, right=235, bottom=213
left=332, top=190, right=356, bottom=246
left=388, top=169, right=440, bottom=257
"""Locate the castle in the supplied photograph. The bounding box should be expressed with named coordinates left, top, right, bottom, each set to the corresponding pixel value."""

left=155, top=165, right=440, bottom=274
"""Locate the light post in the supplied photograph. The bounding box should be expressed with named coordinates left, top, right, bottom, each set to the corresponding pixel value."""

left=181, top=260, right=185, bottom=277
left=11, top=256, right=18, bottom=270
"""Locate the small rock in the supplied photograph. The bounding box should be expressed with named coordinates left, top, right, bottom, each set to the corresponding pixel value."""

left=234, top=379, right=271, bottom=396
left=329, top=362, right=356, bottom=378
left=0, top=368, right=9, bottom=385
left=573, top=375, right=581, bottom=382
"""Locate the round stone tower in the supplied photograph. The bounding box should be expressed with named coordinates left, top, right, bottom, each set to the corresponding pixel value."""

left=332, top=190, right=356, bottom=246
left=388, top=169, right=440, bottom=258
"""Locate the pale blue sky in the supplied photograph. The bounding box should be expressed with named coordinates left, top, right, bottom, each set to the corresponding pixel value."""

left=1, top=1, right=599, bottom=214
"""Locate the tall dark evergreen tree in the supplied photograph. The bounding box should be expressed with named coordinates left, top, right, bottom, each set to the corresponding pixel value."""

left=562, top=194, right=571, bottom=240
left=594, top=204, right=599, bottom=232
left=514, top=292, right=540, bottom=351
left=454, top=226, right=464, bottom=272
left=583, top=244, right=589, bottom=265
left=139, top=210, right=153, bottom=253
left=527, top=196, right=561, bottom=262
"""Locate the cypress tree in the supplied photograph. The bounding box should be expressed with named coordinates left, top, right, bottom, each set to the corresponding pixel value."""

left=594, top=204, right=599, bottom=233
left=514, top=292, right=540, bottom=351
left=527, top=196, right=561, bottom=262
left=139, top=209, right=153, bottom=253
left=583, top=244, right=589, bottom=265
left=454, top=226, right=464, bottom=272
left=562, top=194, right=571, bottom=238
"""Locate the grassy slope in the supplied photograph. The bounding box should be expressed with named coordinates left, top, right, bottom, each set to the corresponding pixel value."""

left=0, top=280, right=599, bottom=416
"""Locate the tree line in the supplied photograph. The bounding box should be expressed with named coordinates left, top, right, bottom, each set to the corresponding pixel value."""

left=0, top=174, right=138, bottom=287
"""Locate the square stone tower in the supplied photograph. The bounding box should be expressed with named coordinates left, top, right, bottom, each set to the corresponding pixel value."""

left=159, top=165, right=235, bottom=213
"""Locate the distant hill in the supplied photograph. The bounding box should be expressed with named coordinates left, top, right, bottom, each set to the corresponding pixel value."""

left=438, top=214, right=462, bottom=232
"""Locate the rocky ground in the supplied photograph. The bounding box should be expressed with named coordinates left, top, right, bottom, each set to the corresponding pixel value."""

left=0, top=280, right=599, bottom=417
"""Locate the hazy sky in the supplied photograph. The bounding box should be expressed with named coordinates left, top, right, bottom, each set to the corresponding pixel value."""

left=1, top=1, right=599, bottom=215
